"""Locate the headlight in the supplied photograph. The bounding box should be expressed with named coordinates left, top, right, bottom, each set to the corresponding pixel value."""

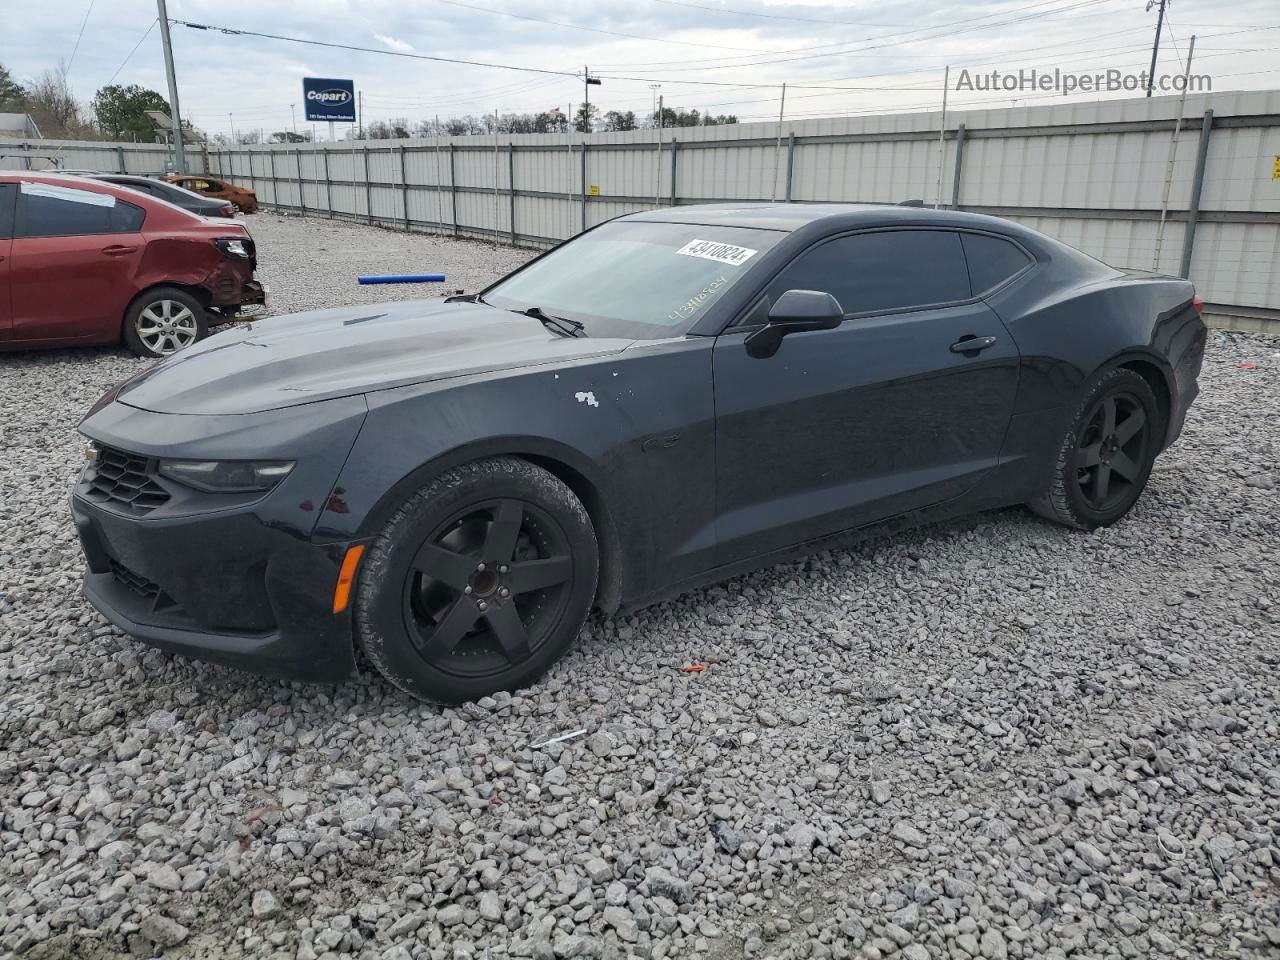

left=157, top=459, right=294, bottom=493
left=213, top=238, right=251, bottom=258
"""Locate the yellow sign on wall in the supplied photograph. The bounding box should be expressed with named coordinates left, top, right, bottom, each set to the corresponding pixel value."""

left=589, top=184, right=600, bottom=196
left=1273, top=155, right=1280, bottom=180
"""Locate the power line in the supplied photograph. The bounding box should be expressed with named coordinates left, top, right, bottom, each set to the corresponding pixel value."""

left=601, top=0, right=1117, bottom=70
left=433, top=0, right=778, bottom=52
left=599, top=0, right=1119, bottom=74
left=173, top=20, right=584, bottom=80
left=647, top=0, right=915, bottom=28
left=66, top=0, right=97, bottom=75
left=108, top=18, right=159, bottom=84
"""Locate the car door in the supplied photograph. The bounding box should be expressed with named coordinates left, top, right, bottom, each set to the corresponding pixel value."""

left=712, top=228, right=1020, bottom=562
left=0, top=184, right=13, bottom=340
left=9, top=181, right=147, bottom=343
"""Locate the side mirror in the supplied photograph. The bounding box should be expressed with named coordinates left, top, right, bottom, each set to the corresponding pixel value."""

left=745, top=289, right=844, bottom=359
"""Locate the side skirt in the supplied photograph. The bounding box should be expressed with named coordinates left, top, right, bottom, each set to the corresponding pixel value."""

left=614, top=489, right=1025, bottom=617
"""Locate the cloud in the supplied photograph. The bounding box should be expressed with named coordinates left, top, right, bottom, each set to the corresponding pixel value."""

left=373, top=33, right=413, bottom=53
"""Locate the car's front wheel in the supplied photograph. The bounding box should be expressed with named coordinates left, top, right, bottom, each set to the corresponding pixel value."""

left=356, top=457, right=598, bottom=702
left=123, top=287, right=208, bottom=358
left=1029, top=367, right=1162, bottom=529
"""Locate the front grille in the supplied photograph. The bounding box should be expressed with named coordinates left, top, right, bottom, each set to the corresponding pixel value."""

left=83, top=446, right=170, bottom=515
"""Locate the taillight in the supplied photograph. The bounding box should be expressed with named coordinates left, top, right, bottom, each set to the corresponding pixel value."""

left=221, top=203, right=235, bottom=217
left=1191, top=295, right=1205, bottom=315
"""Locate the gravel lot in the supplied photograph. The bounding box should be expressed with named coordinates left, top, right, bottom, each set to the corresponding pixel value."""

left=2, top=213, right=1278, bottom=960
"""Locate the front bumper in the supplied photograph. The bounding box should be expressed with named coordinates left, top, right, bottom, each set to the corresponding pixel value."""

left=70, top=395, right=370, bottom=683
left=72, top=493, right=358, bottom=683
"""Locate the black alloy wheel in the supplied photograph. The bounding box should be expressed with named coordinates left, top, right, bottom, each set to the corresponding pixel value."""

left=1029, top=367, right=1162, bottom=529
left=406, top=498, right=573, bottom=675
left=356, top=457, right=597, bottom=702
left=1073, top=390, right=1150, bottom=512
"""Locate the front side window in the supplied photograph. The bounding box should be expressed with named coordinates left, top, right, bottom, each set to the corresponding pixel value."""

left=767, top=229, right=971, bottom=316
left=485, top=220, right=785, bottom=339
left=16, top=182, right=144, bottom=238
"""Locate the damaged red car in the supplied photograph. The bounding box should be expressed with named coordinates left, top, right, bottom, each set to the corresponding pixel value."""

left=0, top=172, right=266, bottom=358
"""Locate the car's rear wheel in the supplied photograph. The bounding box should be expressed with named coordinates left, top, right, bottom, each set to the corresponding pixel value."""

left=1029, top=367, right=1161, bottom=529
left=123, top=287, right=208, bottom=358
left=355, top=457, right=598, bottom=703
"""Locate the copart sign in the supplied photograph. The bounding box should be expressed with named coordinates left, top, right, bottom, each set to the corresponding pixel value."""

left=303, top=78, right=356, bottom=122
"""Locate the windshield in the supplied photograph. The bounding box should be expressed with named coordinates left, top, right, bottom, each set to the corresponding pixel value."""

left=484, top=220, right=784, bottom=339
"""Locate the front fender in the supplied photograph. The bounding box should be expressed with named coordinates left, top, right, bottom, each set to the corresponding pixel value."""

left=317, top=338, right=717, bottom=605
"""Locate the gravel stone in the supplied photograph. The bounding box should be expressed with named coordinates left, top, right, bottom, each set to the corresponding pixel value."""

left=1, top=215, right=1277, bottom=959
left=138, top=914, right=190, bottom=947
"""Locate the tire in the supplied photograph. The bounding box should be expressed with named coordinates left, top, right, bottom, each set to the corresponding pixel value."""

left=123, top=287, right=208, bottom=358
left=355, top=457, right=598, bottom=703
left=1028, top=367, right=1162, bottom=530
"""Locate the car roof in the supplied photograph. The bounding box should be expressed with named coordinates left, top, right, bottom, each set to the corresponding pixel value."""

left=621, top=202, right=1031, bottom=237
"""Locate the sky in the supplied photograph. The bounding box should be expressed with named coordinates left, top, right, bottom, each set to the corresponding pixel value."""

left=3, top=0, right=1278, bottom=140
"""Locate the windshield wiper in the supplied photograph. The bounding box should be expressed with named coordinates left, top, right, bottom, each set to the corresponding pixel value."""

left=520, top=305, right=586, bottom=338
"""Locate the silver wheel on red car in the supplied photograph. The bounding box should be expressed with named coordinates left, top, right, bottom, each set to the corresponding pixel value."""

left=123, top=287, right=209, bottom=359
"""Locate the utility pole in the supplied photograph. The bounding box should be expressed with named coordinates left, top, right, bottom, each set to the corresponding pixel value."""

left=770, top=83, right=787, bottom=203
left=291, top=104, right=297, bottom=140
left=1146, top=0, right=1168, bottom=97
left=229, top=112, right=235, bottom=144
left=357, top=91, right=364, bottom=137
left=156, top=0, right=186, bottom=172
left=1153, top=34, right=1196, bottom=268
left=655, top=94, right=664, bottom=206
left=582, top=66, right=601, bottom=133
left=935, top=65, right=950, bottom=209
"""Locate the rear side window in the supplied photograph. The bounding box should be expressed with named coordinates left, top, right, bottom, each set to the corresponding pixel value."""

left=16, top=182, right=144, bottom=238
left=768, top=229, right=971, bottom=316
left=0, top=184, right=14, bottom=238
left=961, top=232, right=1033, bottom=295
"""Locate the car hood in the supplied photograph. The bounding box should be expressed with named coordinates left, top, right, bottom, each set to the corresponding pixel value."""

left=117, top=300, right=635, bottom=415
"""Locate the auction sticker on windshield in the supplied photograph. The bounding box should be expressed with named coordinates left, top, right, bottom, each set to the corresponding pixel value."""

left=675, top=239, right=758, bottom=266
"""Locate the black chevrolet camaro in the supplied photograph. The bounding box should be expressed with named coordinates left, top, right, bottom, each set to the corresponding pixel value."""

left=72, top=204, right=1206, bottom=701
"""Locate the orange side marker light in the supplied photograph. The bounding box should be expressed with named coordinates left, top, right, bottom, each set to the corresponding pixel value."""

left=332, top=545, right=365, bottom=614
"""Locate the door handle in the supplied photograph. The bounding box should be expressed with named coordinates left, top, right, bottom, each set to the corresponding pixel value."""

left=101, top=245, right=137, bottom=256
left=950, top=335, right=998, bottom=355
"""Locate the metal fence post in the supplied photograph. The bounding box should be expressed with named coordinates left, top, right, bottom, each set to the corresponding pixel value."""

left=580, top=141, right=588, bottom=233
left=322, top=147, right=332, bottom=218
left=784, top=133, right=796, bottom=202
left=296, top=147, right=305, bottom=215
left=1179, top=109, right=1214, bottom=280
left=508, top=143, right=517, bottom=244
left=950, top=123, right=966, bottom=209
left=670, top=138, right=678, bottom=207
left=268, top=149, right=278, bottom=208
left=399, top=144, right=410, bottom=232
left=364, top=146, right=374, bottom=225
left=116, top=145, right=126, bottom=173
left=247, top=149, right=256, bottom=198
left=448, top=142, right=458, bottom=238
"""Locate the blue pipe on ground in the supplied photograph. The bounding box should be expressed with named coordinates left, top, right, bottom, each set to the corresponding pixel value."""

left=357, top=274, right=447, bottom=285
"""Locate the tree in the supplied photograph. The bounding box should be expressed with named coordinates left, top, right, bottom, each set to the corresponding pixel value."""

left=25, top=64, right=95, bottom=138
left=0, top=62, right=24, bottom=109
left=603, top=110, right=637, bottom=132
left=92, top=84, right=168, bottom=141
left=651, top=107, right=737, bottom=128
left=269, top=130, right=311, bottom=143
left=573, top=103, right=599, bottom=133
